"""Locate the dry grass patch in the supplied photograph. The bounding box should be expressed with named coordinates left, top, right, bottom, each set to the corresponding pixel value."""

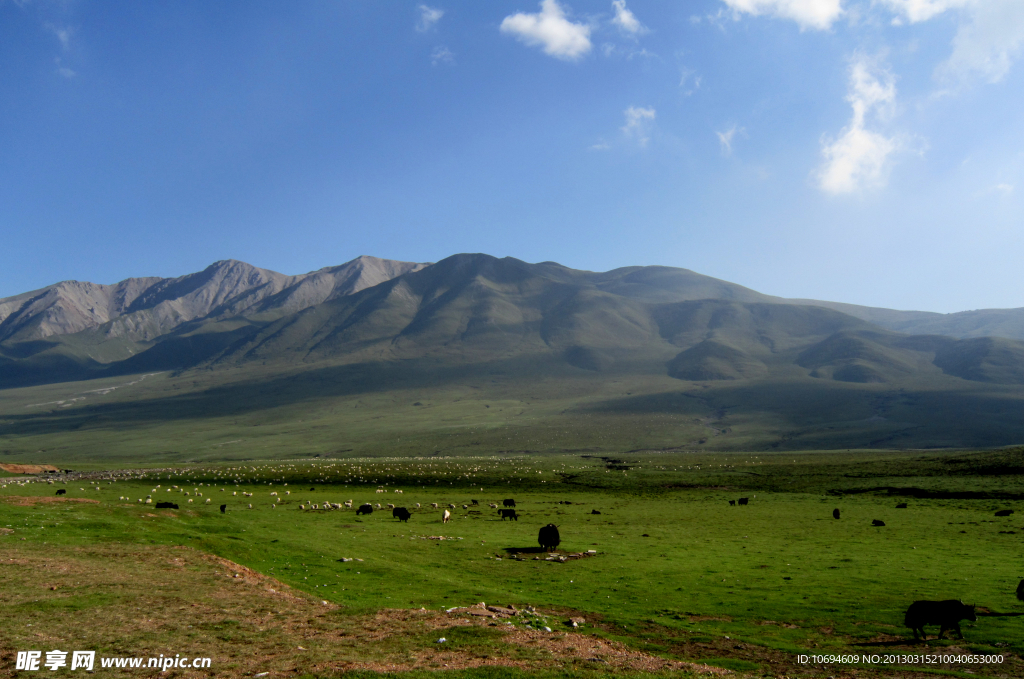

left=2, top=496, right=100, bottom=506
left=0, top=544, right=720, bottom=678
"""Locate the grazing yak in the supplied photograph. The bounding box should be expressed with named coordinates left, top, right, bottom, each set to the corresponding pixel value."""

left=872, top=519, right=886, bottom=526
left=356, top=503, right=373, bottom=516
left=220, top=504, right=226, bottom=513
left=55, top=489, right=66, bottom=496
left=591, top=509, right=601, bottom=515
left=155, top=502, right=179, bottom=509
left=538, top=524, right=561, bottom=551
left=503, top=499, right=516, bottom=507
left=995, top=509, right=1014, bottom=517
left=738, top=497, right=749, bottom=505
left=728, top=500, right=735, bottom=506
left=1016, top=579, right=1024, bottom=602
left=499, top=509, right=519, bottom=521
left=896, top=502, right=908, bottom=508
left=904, top=600, right=976, bottom=640
left=393, top=507, right=411, bottom=522
left=832, top=508, right=840, bottom=519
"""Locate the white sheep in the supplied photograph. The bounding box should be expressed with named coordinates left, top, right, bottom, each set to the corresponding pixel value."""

left=443, top=509, right=451, bottom=523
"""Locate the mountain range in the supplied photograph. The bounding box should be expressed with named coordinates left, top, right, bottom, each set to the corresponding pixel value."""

left=3, top=253, right=1024, bottom=454
left=3, top=253, right=1024, bottom=389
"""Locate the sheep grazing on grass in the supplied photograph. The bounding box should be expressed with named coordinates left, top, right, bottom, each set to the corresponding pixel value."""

left=442, top=509, right=451, bottom=523
left=431, top=503, right=439, bottom=509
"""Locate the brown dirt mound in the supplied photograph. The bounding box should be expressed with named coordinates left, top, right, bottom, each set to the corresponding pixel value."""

left=2, top=496, right=100, bottom=506
left=0, top=464, right=59, bottom=474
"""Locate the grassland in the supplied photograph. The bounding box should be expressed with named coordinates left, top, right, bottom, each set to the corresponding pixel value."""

left=3, top=360, right=1024, bottom=466
left=3, top=449, right=1024, bottom=678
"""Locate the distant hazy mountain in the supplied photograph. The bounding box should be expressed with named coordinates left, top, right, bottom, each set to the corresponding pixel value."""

left=2, top=253, right=1024, bottom=391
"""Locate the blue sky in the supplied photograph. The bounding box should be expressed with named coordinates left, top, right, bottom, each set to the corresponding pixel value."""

left=1, top=0, right=1021, bottom=312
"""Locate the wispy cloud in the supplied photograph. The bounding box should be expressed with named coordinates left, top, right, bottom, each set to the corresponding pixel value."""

left=939, top=0, right=1024, bottom=84
left=55, top=58, right=75, bottom=79
left=817, top=57, right=899, bottom=194
left=719, top=0, right=844, bottom=31
left=882, top=0, right=1024, bottom=86
left=621, top=106, right=656, bottom=147
left=417, top=5, right=444, bottom=32
left=878, top=0, right=972, bottom=23
left=611, top=0, right=646, bottom=36
left=46, top=24, right=73, bottom=50
left=679, top=68, right=702, bottom=96
left=430, top=45, right=454, bottom=66
left=717, top=126, right=743, bottom=155
left=500, top=0, right=592, bottom=61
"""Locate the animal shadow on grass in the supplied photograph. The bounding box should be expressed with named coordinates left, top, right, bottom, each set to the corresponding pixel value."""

left=503, top=547, right=549, bottom=555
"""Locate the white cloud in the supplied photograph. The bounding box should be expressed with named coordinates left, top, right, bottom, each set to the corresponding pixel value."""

left=939, top=0, right=1024, bottom=84
left=611, top=0, right=646, bottom=36
left=817, top=58, right=899, bottom=194
left=500, top=0, right=592, bottom=61
left=877, top=0, right=972, bottom=23
left=717, top=126, right=742, bottom=155
left=621, top=106, right=656, bottom=146
left=430, top=45, right=454, bottom=66
left=720, top=0, right=844, bottom=30
left=417, top=5, right=444, bottom=32
left=882, top=0, right=1024, bottom=85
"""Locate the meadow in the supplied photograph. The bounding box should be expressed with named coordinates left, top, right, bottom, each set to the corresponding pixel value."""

left=3, top=450, right=1024, bottom=677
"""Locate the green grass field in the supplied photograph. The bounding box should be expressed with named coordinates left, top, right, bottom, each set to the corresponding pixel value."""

left=3, top=450, right=1024, bottom=677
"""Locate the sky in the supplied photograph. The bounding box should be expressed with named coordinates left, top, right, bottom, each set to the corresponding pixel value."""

left=1, top=0, right=1022, bottom=313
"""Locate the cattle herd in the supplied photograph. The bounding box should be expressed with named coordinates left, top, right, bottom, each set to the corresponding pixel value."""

left=86, top=481, right=1020, bottom=643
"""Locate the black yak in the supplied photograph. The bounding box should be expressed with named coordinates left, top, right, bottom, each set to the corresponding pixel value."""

left=896, top=502, right=908, bottom=508
left=499, top=509, right=518, bottom=521
left=728, top=500, right=735, bottom=506
left=155, top=502, right=178, bottom=509
left=503, top=499, right=516, bottom=507
left=356, top=503, right=373, bottom=515
left=738, top=497, right=749, bottom=505
left=1016, top=579, right=1024, bottom=602
left=904, top=600, right=976, bottom=640
left=995, top=509, right=1014, bottom=517
left=220, top=504, right=227, bottom=513
left=872, top=519, right=886, bottom=526
left=393, top=507, right=411, bottom=522
left=55, top=489, right=66, bottom=496
left=832, top=508, right=840, bottom=519
left=538, top=524, right=560, bottom=551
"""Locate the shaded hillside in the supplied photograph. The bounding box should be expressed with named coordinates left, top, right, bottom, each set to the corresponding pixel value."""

left=786, top=298, right=1024, bottom=341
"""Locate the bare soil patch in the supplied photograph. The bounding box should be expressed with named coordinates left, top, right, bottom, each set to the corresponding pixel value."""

left=1, top=496, right=100, bottom=506
left=0, top=544, right=721, bottom=678
left=0, top=464, right=59, bottom=474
